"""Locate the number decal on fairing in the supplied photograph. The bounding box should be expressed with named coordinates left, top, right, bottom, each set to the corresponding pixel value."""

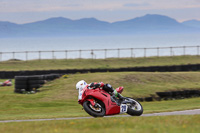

left=120, top=104, right=127, bottom=113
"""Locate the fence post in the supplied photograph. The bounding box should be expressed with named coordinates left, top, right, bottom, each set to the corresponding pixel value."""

left=12, top=52, right=15, bottom=59
left=26, top=51, right=28, bottom=61
left=144, top=48, right=146, bottom=57
left=118, top=49, right=120, bottom=58
left=170, top=47, right=173, bottom=56
left=0, top=52, right=2, bottom=61
left=131, top=48, right=133, bottom=58
left=157, top=47, right=159, bottom=57
left=79, top=50, right=82, bottom=59
left=91, top=50, right=94, bottom=59
left=52, top=51, right=54, bottom=59
left=105, top=49, right=107, bottom=59
left=65, top=50, right=68, bottom=59
left=39, top=51, right=41, bottom=60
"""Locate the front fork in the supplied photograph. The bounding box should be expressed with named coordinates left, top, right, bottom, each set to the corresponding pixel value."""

left=87, top=99, right=96, bottom=106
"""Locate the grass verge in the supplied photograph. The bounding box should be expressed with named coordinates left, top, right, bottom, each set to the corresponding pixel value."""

left=0, top=115, right=200, bottom=133
left=0, top=72, right=200, bottom=120
left=1, top=55, right=200, bottom=71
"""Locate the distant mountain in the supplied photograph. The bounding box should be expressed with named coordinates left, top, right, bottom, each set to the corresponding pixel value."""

left=182, top=20, right=200, bottom=28
left=0, top=21, right=22, bottom=37
left=113, top=14, right=181, bottom=28
left=21, top=17, right=111, bottom=37
left=0, top=14, right=200, bottom=38
left=111, top=14, right=190, bottom=33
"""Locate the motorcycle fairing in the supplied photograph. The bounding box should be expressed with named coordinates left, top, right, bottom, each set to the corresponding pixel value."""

left=81, top=88, right=120, bottom=115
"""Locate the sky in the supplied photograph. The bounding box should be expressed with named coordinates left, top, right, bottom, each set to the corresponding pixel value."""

left=0, top=0, right=200, bottom=24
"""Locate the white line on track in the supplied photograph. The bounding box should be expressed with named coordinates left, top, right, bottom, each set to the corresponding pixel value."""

left=0, top=109, right=199, bottom=123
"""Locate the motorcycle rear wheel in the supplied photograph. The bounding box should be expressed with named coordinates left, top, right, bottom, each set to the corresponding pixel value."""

left=127, top=99, right=143, bottom=116
left=83, top=100, right=105, bottom=117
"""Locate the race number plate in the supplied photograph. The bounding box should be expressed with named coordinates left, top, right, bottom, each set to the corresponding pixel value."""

left=120, top=104, right=128, bottom=113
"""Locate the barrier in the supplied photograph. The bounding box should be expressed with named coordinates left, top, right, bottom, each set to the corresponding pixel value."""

left=136, top=89, right=200, bottom=102
left=14, top=74, right=61, bottom=94
left=156, top=90, right=200, bottom=100
left=1, top=64, right=200, bottom=79
left=1, top=45, right=200, bottom=61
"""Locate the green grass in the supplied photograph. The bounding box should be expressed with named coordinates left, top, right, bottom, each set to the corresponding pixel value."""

left=0, top=115, right=200, bottom=133
left=0, top=72, right=200, bottom=121
left=1, top=56, right=200, bottom=132
left=1, top=55, right=200, bottom=71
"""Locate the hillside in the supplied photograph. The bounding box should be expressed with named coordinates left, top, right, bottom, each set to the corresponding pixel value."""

left=0, top=14, right=199, bottom=38
left=182, top=20, right=200, bottom=28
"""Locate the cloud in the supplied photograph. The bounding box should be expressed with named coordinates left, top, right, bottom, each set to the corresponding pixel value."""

left=1, top=0, right=200, bottom=13
left=64, top=4, right=81, bottom=7
left=124, top=3, right=150, bottom=7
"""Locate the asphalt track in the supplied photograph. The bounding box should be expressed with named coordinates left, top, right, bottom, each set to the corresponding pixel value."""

left=0, top=109, right=199, bottom=123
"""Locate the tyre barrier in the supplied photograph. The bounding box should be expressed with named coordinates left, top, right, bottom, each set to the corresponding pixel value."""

left=136, top=98, right=144, bottom=102
left=135, top=89, right=200, bottom=102
left=14, top=74, right=61, bottom=94
left=2, top=63, right=200, bottom=79
left=156, top=90, right=200, bottom=100
left=144, top=97, right=153, bottom=102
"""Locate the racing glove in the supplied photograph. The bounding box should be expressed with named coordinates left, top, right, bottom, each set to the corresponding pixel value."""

left=89, top=83, right=100, bottom=89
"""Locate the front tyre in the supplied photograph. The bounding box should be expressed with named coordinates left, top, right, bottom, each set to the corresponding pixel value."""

left=83, top=100, right=105, bottom=117
left=127, top=99, right=143, bottom=116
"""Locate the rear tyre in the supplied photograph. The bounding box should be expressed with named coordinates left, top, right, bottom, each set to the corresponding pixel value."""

left=83, top=100, right=105, bottom=117
left=127, top=99, right=143, bottom=116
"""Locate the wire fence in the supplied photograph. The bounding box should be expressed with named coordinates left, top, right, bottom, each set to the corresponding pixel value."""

left=0, top=45, right=200, bottom=61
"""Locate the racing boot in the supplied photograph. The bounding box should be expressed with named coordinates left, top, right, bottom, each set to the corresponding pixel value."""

left=117, top=93, right=126, bottom=100
left=111, top=90, right=125, bottom=105
left=110, top=94, right=121, bottom=106
left=113, top=90, right=125, bottom=100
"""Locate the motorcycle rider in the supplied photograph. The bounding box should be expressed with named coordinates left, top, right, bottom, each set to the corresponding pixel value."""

left=76, top=80, right=125, bottom=101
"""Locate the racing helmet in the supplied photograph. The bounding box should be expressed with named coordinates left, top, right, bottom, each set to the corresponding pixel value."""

left=76, top=80, right=87, bottom=91
left=103, top=84, right=114, bottom=92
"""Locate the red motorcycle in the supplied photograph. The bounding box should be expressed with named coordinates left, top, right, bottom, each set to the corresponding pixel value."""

left=78, top=86, right=143, bottom=117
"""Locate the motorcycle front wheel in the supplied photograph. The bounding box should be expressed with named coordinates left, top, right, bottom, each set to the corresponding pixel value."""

left=83, top=100, right=105, bottom=117
left=127, top=99, right=143, bottom=116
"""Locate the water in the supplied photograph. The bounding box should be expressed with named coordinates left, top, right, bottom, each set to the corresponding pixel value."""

left=0, top=34, right=200, bottom=61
